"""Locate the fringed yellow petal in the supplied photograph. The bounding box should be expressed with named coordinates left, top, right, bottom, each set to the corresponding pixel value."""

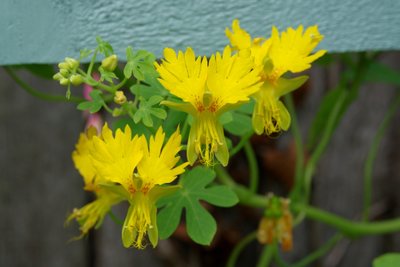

left=207, top=46, right=261, bottom=108
left=268, top=25, right=326, bottom=79
left=156, top=47, right=207, bottom=108
left=66, top=190, right=122, bottom=238
left=225, top=19, right=252, bottom=50
left=90, top=124, right=143, bottom=194
left=72, top=126, right=98, bottom=190
left=137, top=127, right=188, bottom=189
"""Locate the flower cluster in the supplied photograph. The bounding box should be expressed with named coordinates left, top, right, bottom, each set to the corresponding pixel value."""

left=226, top=19, right=326, bottom=135
left=66, top=19, right=325, bottom=250
left=68, top=124, right=188, bottom=249
left=156, top=46, right=261, bottom=166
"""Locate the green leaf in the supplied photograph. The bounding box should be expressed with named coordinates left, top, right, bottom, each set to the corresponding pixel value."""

left=124, top=62, right=134, bottom=79
left=157, top=167, right=238, bottom=245
left=224, top=112, right=252, bottom=136
left=147, top=95, right=164, bottom=106
left=219, top=111, right=233, bottom=125
left=112, top=117, right=153, bottom=139
left=237, top=100, right=255, bottom=115
left=150, top=108, right=167, bottom=120
left=163, top=109, right=187, bottom=136
left=99, top=66, right=118, bottom=82
left=373, top=253, right=400, bottom=267
left=76, top=90, right=104, bottom=113
left=96, top=36, right=114, bottom=56
left=79, top=48, right=93, bottom=60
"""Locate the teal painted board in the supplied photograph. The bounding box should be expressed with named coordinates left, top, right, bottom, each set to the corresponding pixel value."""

left=1, top=0, right=400, bottom=65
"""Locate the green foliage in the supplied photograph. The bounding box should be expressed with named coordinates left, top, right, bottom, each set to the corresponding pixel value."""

left=373, top=253, right=400, bottom=267
left=77, top=90, right=105, bottom=113
left=124, top=47, right=156, bottom=81
left=133, top=96, right=167, bottom=127
left=79, top=48, right=93, bottom=60
left=96, top=36, right=114, bottom=56
left=224, top=111, right=252, bottom=136
left=98, top=66, right=118, bottom=83
left=157, top=166, right=238, bottom=245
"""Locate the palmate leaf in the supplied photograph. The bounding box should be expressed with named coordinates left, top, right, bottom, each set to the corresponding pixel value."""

left=77, top=90, right=105, bottom=113
left=157, top=167, right=238, bottom=245
left=373, top=253, right=400, bottom=267
left=133, top=96, right=166, bottom=127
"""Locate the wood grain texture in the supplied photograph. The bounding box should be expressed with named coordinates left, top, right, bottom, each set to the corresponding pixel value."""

left=0, top=69, right=88, bottom=266
left=1, top=0, right=400, bottom=64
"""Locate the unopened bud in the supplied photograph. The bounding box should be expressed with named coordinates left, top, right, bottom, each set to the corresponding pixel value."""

left=65, top=57, right=79, bottom=69
left=58, top=62, right=69, bottom=70
left=60, top=78, right=70, bottom=86
left=59, top=69, right=69, bottom=77
left=53, top=73, right=63, bottom=80
left=70, top=74, right=83, bottom=86
left=101, top=54, right=118, bottom=72
left=114, top=91, right=127, bottom=104
left=112, top=107, right=123, bottom=117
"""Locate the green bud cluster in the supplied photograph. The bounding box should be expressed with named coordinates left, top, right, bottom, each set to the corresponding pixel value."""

left=53, top=57, right=83, bottom=86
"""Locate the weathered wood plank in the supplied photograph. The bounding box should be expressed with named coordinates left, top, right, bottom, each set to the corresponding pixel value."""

left=308, top=53, right=400, bottom=266
left=1, top=0, right=400, bottom=65
left=0, top=69, right=88, bottom=266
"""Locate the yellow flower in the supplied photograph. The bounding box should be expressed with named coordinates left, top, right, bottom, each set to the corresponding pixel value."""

left=72, top=126, right=98, bottom=191
left=156, top=46, right=261, bottom=166
left=226, top=20, right=326, bottom=135
left=66, top=190, right=123, bottom=238
left=90, top=124, right=188, bottom=248
left=68, top=127, right=123, bottom=237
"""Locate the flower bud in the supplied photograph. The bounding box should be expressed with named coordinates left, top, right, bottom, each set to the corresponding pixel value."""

left=53, top=73, right=63, bottom=81
left=58, top=62, right=69, bottom=70
left=70, top=74, right=84, bottom=86
left=60, top=78, right=70, bottom=86
left=112, top=107, right=123, bottom=117
left=65, top=57, right=79, bottom=69
left=101, top=54, right=118, bottom=72
left=114, top=91, right=127, bottom=105
left=59, top=69, right=69, bottom=77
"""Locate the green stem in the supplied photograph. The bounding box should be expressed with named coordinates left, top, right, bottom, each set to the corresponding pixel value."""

left=4, top=67, right=84, bottom=103
left=284, top=93, right=305, bottom=202
left=291, top=233, right=342, bottom=267
left=303, top=53, right=370, bottom=207
left=180, top=115, right=190, bottom=142
left=230, top=130, right=254, bottom=157
left=216, top=166, right=400, bottom=238
left=108, top=211, right=123, bottom=225
left=293, top=203, right=400, bottom=237
left=303, top=89, right=348, bottom=203
left=102, top=102, right=113, bottom=114
left=363, top=91, right=400, bottom=221
left=256, top=243, right=276, bottom=267
left=87, top=49, right=98, bottom=76
left=215, top=165, right=267, bottom=208
left=226, top=232, right=257, bottom=267
left=244, top=141, right=259, bottom=193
